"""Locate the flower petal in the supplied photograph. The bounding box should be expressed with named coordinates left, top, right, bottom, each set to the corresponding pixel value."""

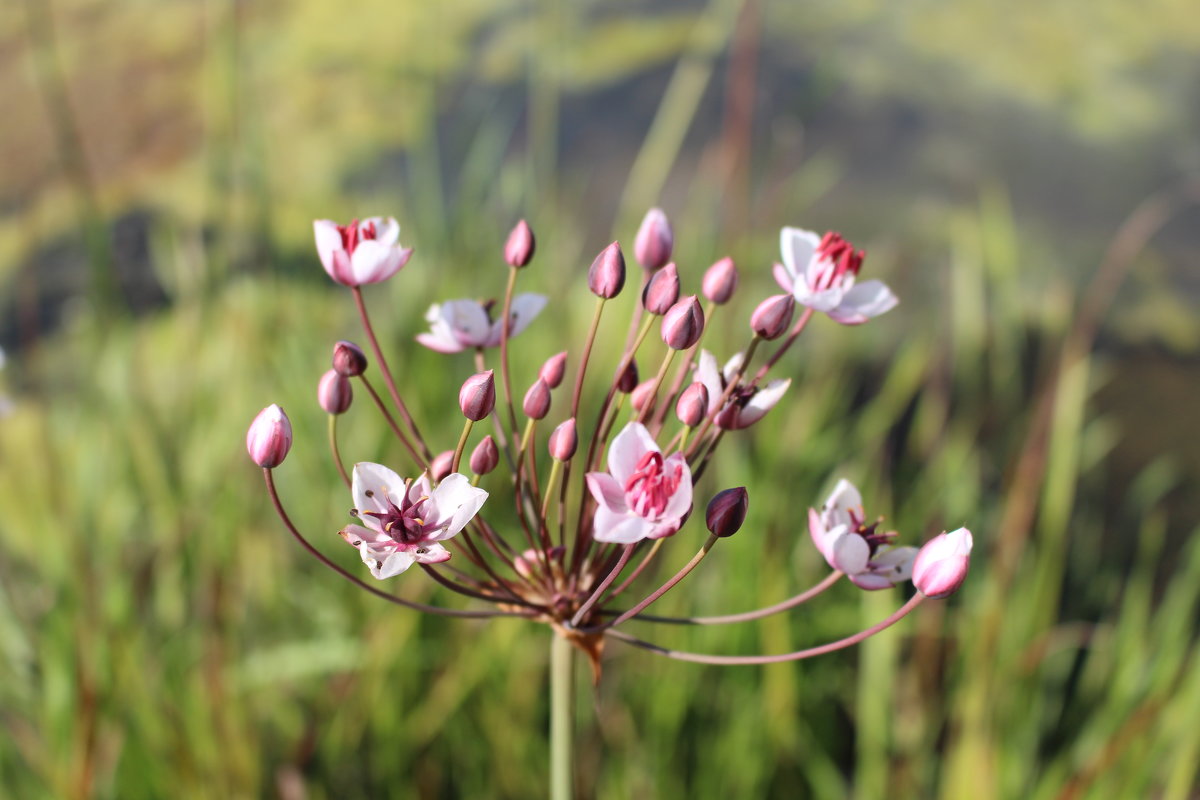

left=792, top=283, right=846, bottom=312
left=352, top=462, right=407, bottom=516
left=427, top=473, right=488, bottom=540
left=593, top=514, right=655, bottom=544
left=658, top=453, right=693, bottom=523
left=364, top=216, right=400, bottom=247
left=371, top=550, right=416, bottom=579
left=484, top=293, right=548, bottom=346
left=313, top=220, right=345, bottom=276
left=780, top=227, right=820, bottom=277
left=694, top=351, right=724, bottom=415
left=830, top=533, right=870, bottom=574
left=411, top=542, right=451, bottom=564
left=772, top=262, right=795, bottom=293
left=607, top=422, right=658, bottom=485
left=827, top=280, right=897, bottom=325
left=729, top=378, right=790, bottom=429
left=586, top=472, right=628, bottom=513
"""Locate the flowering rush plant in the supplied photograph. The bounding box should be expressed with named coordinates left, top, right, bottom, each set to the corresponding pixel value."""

left=247, top=211, right=972, bottom=794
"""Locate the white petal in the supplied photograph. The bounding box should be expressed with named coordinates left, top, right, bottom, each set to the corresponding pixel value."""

left=831, top=533, right=870, bottom=575
left=793, top=283, right=846, bottom=312
left=657, top=453, right=693, bottom=524
left=607, top=422, right=658, bottom=485
left=352, top=462, right=407, bottom=515
left=732, top=378, right=790, bottom=428
left=313, top=220, right=344, bottom=275
left=485, top=293, right=548, bottom=346
left=411, top=542, right=451, bottom=564
left=871, top=546, right=918, bottom=582
left=371, top=550, right=416, bottom=579
left=428, top=473, right=488, bottom=540
left=720, top=352, right=744, bottom=383
left=438, top=299, right=492, bottom=348
left=827, top=280, right=897, bottom=325
left=593, top=514, right=654, bottom=544
left=586, top=472, right=628, bottom=513
left=848, top=572, right=896, bottom=590
left=772, top=262, right=795, bottom=293
left=694, top=351, right=724, bottom=414
left=364, top=216, right=400, bottom=247
left=780, top=227, right=820, bottom=276
left=825, top=479, right=862, bottom=516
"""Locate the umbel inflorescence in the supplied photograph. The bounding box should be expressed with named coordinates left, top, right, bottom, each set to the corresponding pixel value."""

left=247, top=210, right=973, bottom=678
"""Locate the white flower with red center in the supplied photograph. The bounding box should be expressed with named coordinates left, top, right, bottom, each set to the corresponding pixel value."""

left=586, top=422, right=693, bottom=543
left=773, top=227, right=897, bottom=325
left=808, top=479, right=916, bottom=590
left=694, top=350, right=790, bottom=430
left=313, top=217, right=413, bottom=287
left=339, top=462, right=488, bottom=579
left=416, top=295, right=548, bottom=353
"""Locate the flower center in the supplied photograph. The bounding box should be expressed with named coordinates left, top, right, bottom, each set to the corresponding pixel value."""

left=847, top=509, right=895, bottom=555
left=624, top=451, right=682, bottom=518
left=363, top=493, right=437, bottom=544
left=813, top=232, right=864, bottom=290
left=337, top=219, right=378, bottom=254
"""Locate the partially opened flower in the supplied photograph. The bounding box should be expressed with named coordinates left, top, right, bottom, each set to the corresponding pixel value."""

left=807, top=479, right=916, bottom=589
left=586, top=422, right=692, bottom=543
left=774, top=227, right=897, bottom=325
left=417, top=295, right=548, bottom=353
left=313, top=217, right=413, bottom=287
left=339, top=462, right=488, bottom=579
left=695, top=350, right=790, bottom=430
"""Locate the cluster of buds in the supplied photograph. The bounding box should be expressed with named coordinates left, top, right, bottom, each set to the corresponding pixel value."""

left=246, top=208, right=972, bottom=677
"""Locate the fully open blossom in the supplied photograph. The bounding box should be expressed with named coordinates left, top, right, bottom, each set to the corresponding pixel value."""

left=695, top=350, right=790, bottom=430
left=314, top=217, right=413, bottom=286
left=808, top=479, right=916, bottom=590
left=416, top=295, right=547, bottom=353
left=586, top=422, right=692, bottom=543
left=774, top=227, right=897, bottom=325
left=339, top=462, right=488, bottom=579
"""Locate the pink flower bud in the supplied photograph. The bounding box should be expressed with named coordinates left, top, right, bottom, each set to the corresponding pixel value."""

left=630, top=379, right=657, bottom=415
left=706, top=487, right=749, bottom=538
left=523, top=378, right=552, bottom=420
left=246, top=404, right=292, bottom=468
left=750, top=293, right=796, bottom=340
left=514, top=546, right=565, bottom=579
left=702, top=256, right=738, bottom=305
left=459, top=370, right=496, bottom=421
left=642, top=262, right=680, bottom=315
left=588, top=241, right=626, bottom=299
left=661, top=295, right=705, bottom=350
left=912, top=528, right=974, bottom=598
left=430, top=450, right=454, bottom=482
left=539, top=351, right=568, bottom=389
left=318, top=369, right=353, bottom=415
left=469, top=435, right=500, bottom=475
left=675, top=382, right=709, bottom=427
left=616, top=359, right=639, bottom=394
left=332, top=340, right=368, bottom=377
left=504, top=219, right=536, bottom=267
left=548, top=418, right=578, bottom=461
left=634, top=207, right=674, bottom=270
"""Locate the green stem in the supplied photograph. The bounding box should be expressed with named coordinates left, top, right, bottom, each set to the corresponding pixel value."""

left=550, top=633, right=574, bottom=800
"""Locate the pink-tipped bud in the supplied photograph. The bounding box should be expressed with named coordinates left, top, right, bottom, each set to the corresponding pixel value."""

left=514, top=546, right=565, bottom=579
left=912, top=528, right=974, bottom=598
left=706, top=487, right=749, bottom=538
left=588, top=241, right=626, bottom=299
left=750, top=293, right=796, bottom=340
left=630, top=379, right=657, bottom=415
left=661, top=295, right=705, bottom=350
left=318, top=369, right=353, bottom=414
left=332, top=340, right=368, bottom=377
left=459, top=370, right=496, bottom=421
left=616, top=359, right=639, bottom=394
left=634, top=207, right=674, bottom=271
left=539, top=351, right=568, bottom=389
left=548, top=418, right=578, bottom=461
left=642, top=262, right=680, bottom=315
left=430, top=450, right=454, bottom=482
left=675, top=382, right=709, bottom=427
left=469, top=435, right=500, bottom=475
left=504, top=219, right=536, bottom=267
left=702, top=256, right=738, bottom=305
left=246, top=404, right=292, bottom=468
left=523, top=378, right=552, bottom=420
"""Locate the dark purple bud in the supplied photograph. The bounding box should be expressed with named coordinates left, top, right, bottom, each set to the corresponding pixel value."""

left=430, top=450, right=454, bottom=482
left=630, top=379, right=657, bottom=415
left=504, top=219, right=536, bottom=267
left=459, top=370, right=496, bottom=421
left=615, top=359, right=639, bottom=394
left=661, top=295, right=705, bottom=350
left=548, top=418, right=578, bottom=461
left=675, top=382, right=709, bottom=427
left=588, top=241, right=626, bottom=299
left=642, top=262, right=680, bottom=315
left=706, top=487, right=749, bottom=538
left=539, top=351, right=568, bottom=389
left=750, top=294, right=796, bottom=340
left=246, top=405, right=292, bottom=468
left=332, top=340, right=368, bottom=377
left=523, top=378, right=552, bottom=420
left=318, top=369, right=353, bottom=415
left=469, top=435, right=500, bottom=475
left=634, top=207, right=674, bottom=271
left=702, top=257, right=738, bottom=305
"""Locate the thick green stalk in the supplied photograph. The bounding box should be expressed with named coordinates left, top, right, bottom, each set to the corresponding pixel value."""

left=550, top=634, right=574, bottom=800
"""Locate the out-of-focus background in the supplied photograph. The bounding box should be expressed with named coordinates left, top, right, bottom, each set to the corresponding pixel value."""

left=2, top=1, right=1198, bottom=797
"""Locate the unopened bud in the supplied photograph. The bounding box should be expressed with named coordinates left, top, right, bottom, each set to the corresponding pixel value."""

left=332, top=340, right=368, bottom=376
left=706, top=487, right=749, bottom=537
left=430, top=450, right=454, bottom=482
left=318, top=369, right=353, bottom=414
left=459, top=370, right=496, bottom=421
left=630, top=379, right=657, bottom=415
left=750, top=294, right=795, bottom=340
left=588, top=241, right=626, bottom=299
left=661, top=295, right=705, bottom=350
left=675, top=382, right=709, bottom=427
left=523, top=378, right=552, bottom=420
left=246, top=404, right=292, bottom=468
left=469, top=435, right=500, bottom=475
left=616, top=359, right=639, bottom=394
left=702, top=257, right=738, bottom=305
left=548, top=418, right=578, bottom=461
left=642, top=262, right=680, bottom=315
left=912, top=528, right=974, bottom=598
left=539, top=351, right=568, bottom=389
left=504, top=219, right=536, bottom=267
left=634, top=207, right=674, bottom=270
left=514, top=546, right=565, bottom=579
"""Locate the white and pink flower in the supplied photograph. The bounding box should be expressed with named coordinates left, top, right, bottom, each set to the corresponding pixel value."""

left=808, top=479, right=916, bottom=590
left=586, top=422, right=692, bottom=543
left=339, top=462, right=488, bottom=579
left=774, top=227, right=897, bottom=325
left=416, top=295, right=548, bottom=353
left=313, top=217, right=412, bottom=286
left=695, top=350, right=790, bottom=430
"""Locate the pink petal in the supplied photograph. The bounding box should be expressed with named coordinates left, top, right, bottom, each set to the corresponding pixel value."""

left=364, top=216, right=400, bottom=247
left=827, top=280, right=897, bottom=325
left=780, top=227, right=820, bottom=277
left=411, top=542, right=451, bottom=564
left=607, top=422, right=657, bottom=485
left=658, top=453, right=693, bottom=523
left=586, top=472, right=628, bottom=513
left=830, top=533, right=870, bottom=574
left=593, top=514, right=654, bottom=544
left=694, top=351, right=724, bottom=415
left=313, top=220, right=344, bottom=275
left=416, top=332, right=465, bottom=353
left=484, top=293, right=548, bottom=346
left=792, top=283, right=846, bottom=312
left=772, top=262, right=795, bottom=293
